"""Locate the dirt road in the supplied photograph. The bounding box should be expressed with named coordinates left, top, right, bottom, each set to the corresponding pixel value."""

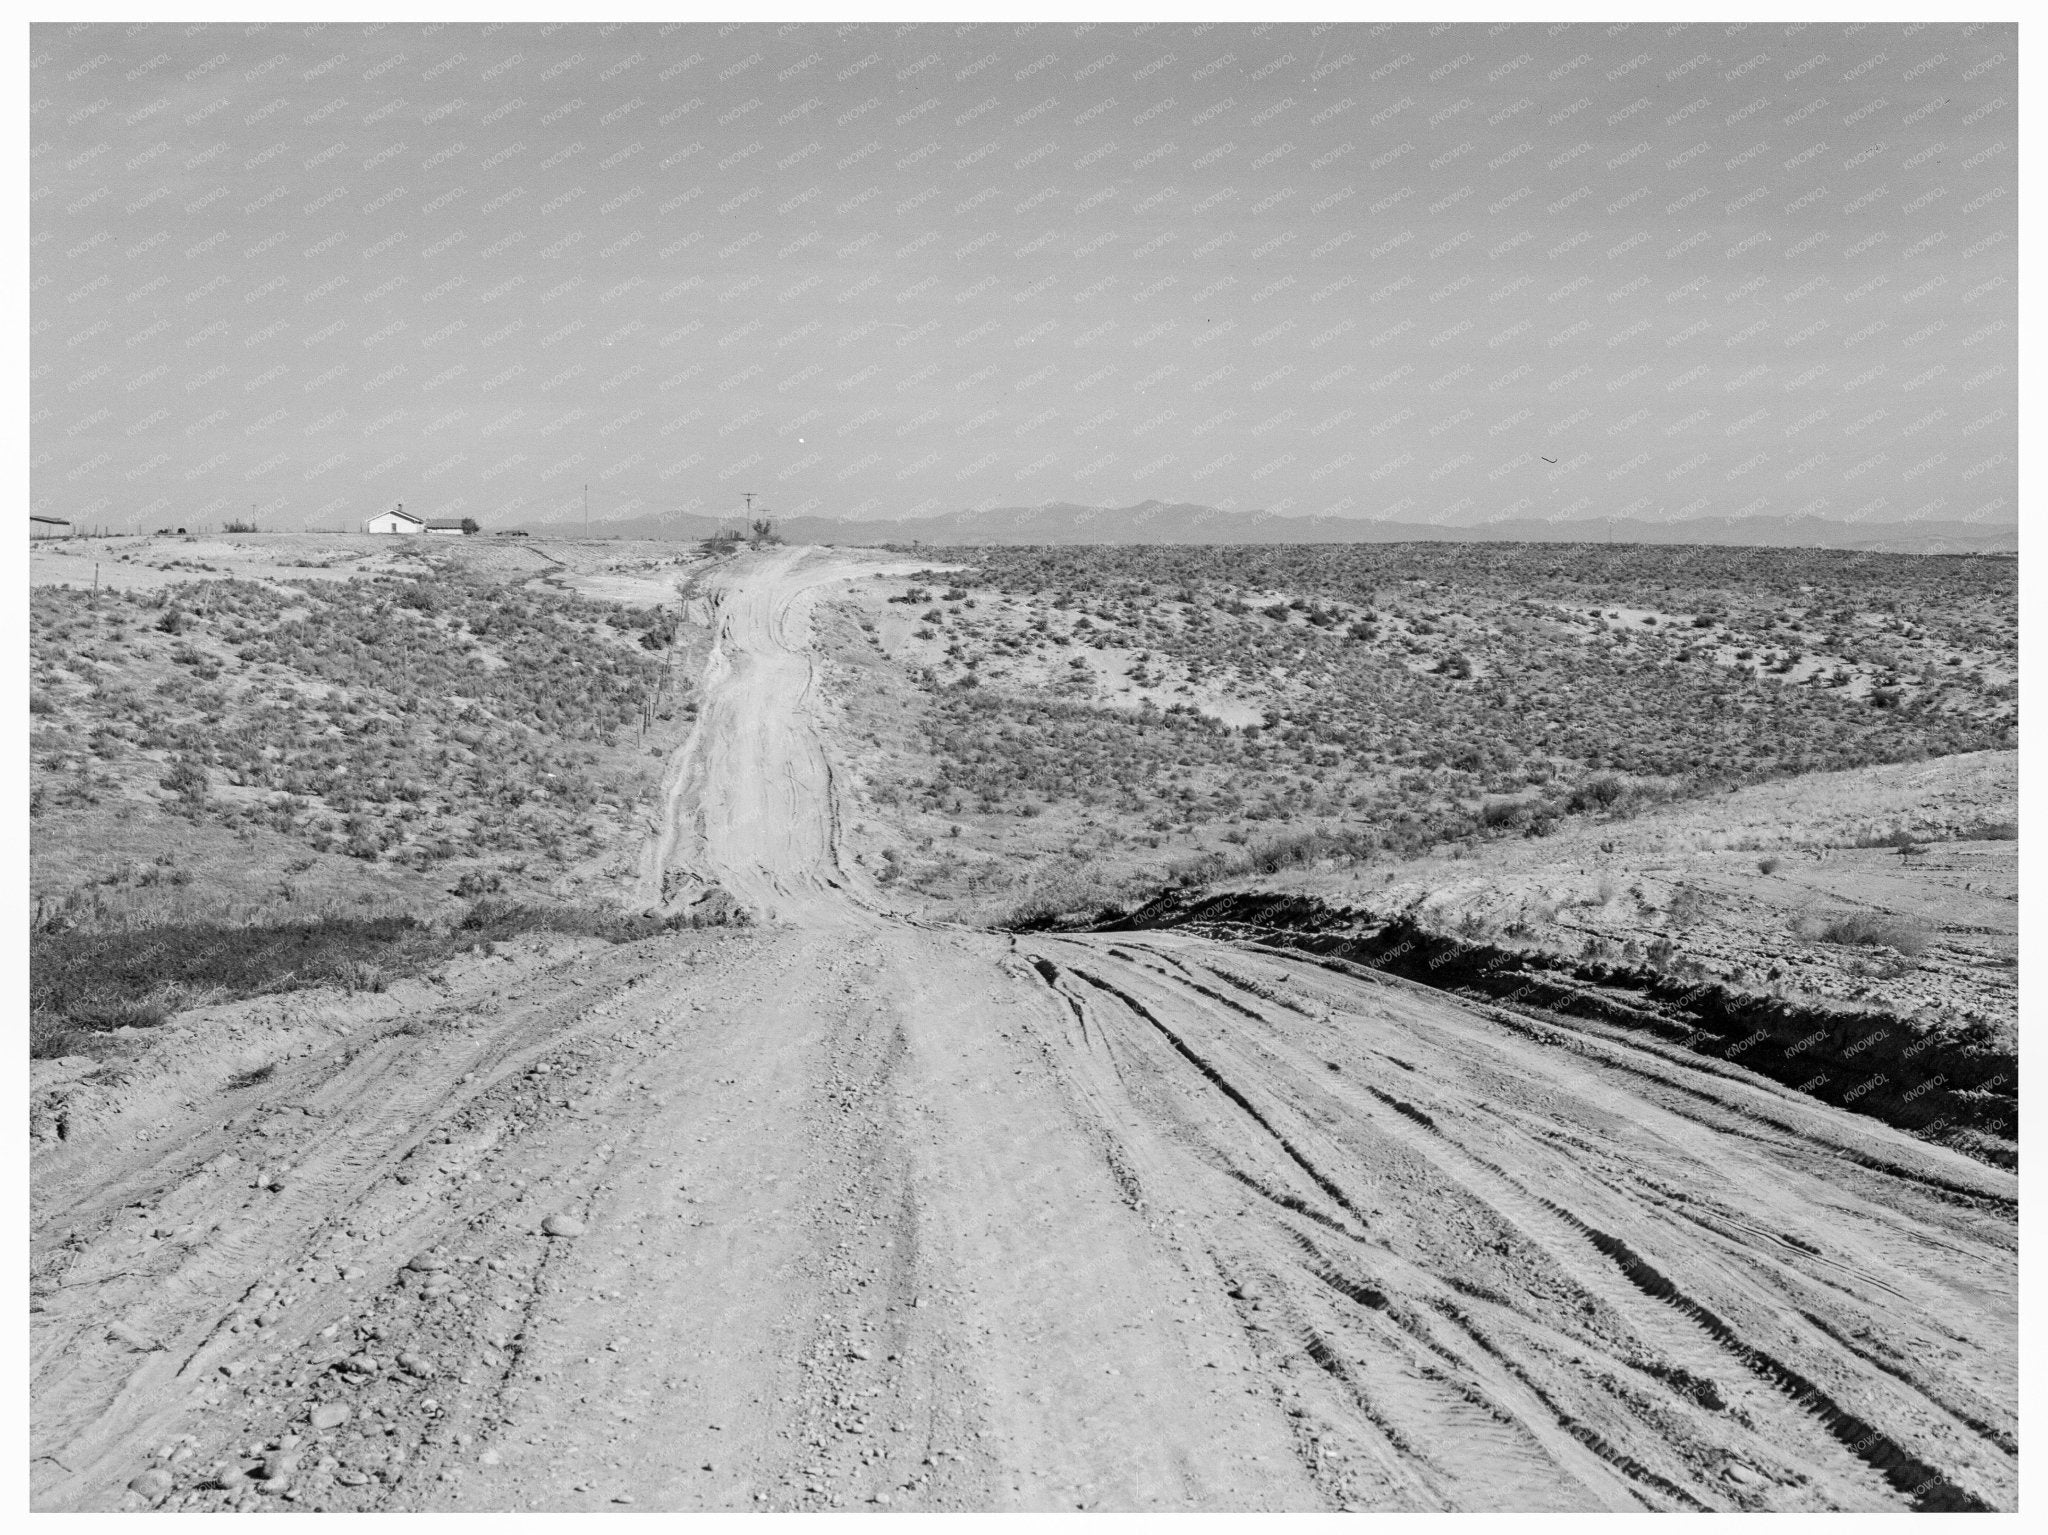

left=31, top=549, right=2016, bottom=1512
left=634, top=548, right=899, bottom=928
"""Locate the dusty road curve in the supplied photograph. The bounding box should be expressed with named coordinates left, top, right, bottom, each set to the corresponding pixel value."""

left=32, top=551, right=2015, bottom=1512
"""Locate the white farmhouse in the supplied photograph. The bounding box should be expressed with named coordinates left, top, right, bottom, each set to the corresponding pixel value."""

left=366, top=503, right=425, bottom=535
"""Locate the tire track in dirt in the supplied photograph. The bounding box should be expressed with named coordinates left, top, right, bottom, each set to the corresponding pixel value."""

left=1169, top=935, right=2016, bottom=1495
left=1549, top=1210, right=1993, bottom=1512
left=32, top=940, right=740, bottom=1509
left=1010, top=932, right=2013, bottom=1511
left=1011, top=945, right=1649, bottom=1509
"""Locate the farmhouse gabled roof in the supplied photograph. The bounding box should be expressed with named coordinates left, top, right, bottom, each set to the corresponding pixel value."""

left=30, top=515, right=70, bottom=526
left=378, top=506, right=425, bottom=524
left=422, top=518, right=468, bottom=530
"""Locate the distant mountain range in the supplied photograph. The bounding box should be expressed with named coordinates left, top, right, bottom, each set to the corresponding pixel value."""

left=516, top=500, right=2017, bottom=556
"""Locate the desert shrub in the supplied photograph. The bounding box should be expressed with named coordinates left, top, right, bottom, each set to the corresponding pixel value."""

left=1575, top=774, right=1626, bottom=811
left=1238, top=826, right=1376, bottom=874
left=160, top=758, right=208, bottom=796
left=1480, top=798, right=1528, bottom=830
left=1757, top=856, right=1782, bottom=875
left=460, top=894, right=523, bottom=930
left=30, top=1014, right=119, bottom=1060
left=27, top=900, right=678, bottom=1053
left=339, top=960, right=388, bottom=993
left=1453, top=909, right=1494, bottom=940
left=226, top=1062, right=277, bottom=1089
left=997, top=865, right=1137, bottom=929
left=1850, top=827, right=1943, bottom=854
left=1958, top=819, right=2017, bottom=840
left=598, top=910, right=697, bottom=940
left=32, top=915, right=427, bottom=1028
left=1813, top=912, right=1932, bottom=957
left=61, top=996, right=175, bottom=1031
left=1164, top=849, right=1229, bottom=887
left=453, top=869, right=505, bottom=897
left=1666, top=886, right=1710, bottom=929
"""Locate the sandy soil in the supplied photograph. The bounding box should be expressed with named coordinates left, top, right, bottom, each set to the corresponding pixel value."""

left=31, top=549, right=2015, bottom=1513
left=857, top=577, right=1272, bottom=728
left=1237, top=753, right=2018, bottom=1040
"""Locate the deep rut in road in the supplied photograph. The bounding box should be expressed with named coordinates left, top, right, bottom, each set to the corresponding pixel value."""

left=32, top=549, right=2016, bottom=1512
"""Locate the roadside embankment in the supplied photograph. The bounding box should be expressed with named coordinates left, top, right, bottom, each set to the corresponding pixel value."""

left=1105, top=889, right=2015, bottom=1170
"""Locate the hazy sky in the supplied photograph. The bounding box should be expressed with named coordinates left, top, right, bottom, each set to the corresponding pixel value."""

left=32, top=20, right=2015, bottom=531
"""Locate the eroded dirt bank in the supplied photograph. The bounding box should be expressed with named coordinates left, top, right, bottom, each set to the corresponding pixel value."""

left=1102, top=891, right=2017, bottom=1170
left=31, top=548, right=2016, bottom=1514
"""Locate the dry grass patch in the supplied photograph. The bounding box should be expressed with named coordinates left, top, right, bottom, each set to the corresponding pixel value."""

left=1804, top=911, right=1934, bottom=958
